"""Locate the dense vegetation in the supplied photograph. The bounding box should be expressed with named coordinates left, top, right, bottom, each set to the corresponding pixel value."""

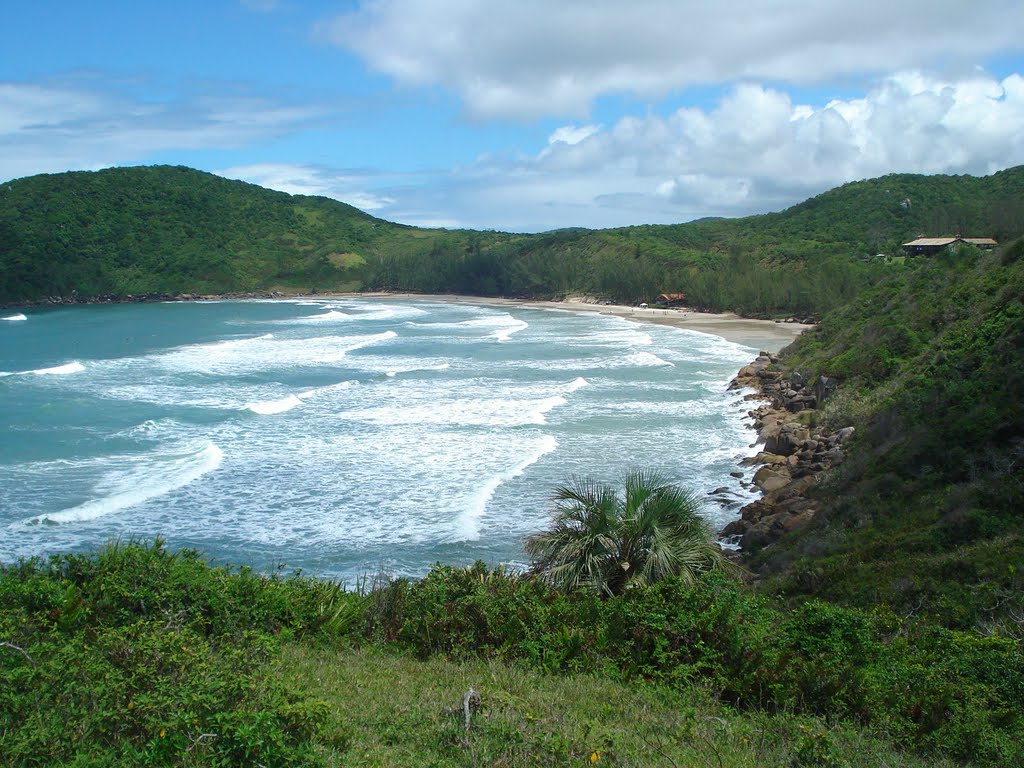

left=750, top=240, right=1024, bottom=633
left=524, top=471, right=726, bottom=595
left=4, top=165, right=1023, bottom=318
left=4, top=541, right=1019, bottom=766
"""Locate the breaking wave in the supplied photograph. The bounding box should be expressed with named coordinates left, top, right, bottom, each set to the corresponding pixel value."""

left=22, top=442, right=223, bottom=525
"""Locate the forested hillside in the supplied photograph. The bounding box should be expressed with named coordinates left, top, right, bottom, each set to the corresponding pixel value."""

left=0, top=166, right=397, bottom=300
left=3, top=164, right=1023, bottom=318
left=752, top=239, right=1024, bottom=631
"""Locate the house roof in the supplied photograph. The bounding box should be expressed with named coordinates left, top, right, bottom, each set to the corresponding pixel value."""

left=902, top=236, right=998, bottom=247
left=902, top=237, right=958, bottom=247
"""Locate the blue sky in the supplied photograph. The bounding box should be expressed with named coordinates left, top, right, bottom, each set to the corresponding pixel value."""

left=3, top=1, right=1023, bottom=232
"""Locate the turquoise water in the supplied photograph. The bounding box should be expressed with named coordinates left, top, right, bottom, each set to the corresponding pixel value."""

left=0, top=298, right=758, bottom=579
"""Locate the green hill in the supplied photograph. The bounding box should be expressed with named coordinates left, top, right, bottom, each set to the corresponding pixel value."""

left=3, top=164, right=1023, bottom=317
left=0, top=165, right=404, bottom=300
left=751, top=238, right=1024, bottom=631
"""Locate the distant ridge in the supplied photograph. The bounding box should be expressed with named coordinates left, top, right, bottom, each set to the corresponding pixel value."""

left=2, top=164, right=1022, bottom=314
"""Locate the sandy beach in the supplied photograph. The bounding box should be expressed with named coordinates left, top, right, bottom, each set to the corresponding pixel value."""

left=344, top=293, right=812, bottom=353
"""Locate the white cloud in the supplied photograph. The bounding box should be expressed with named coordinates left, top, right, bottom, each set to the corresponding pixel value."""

left=319, top=0, right=1024, bottom=119
left=0, top=78, right=331, bottom=183
left=299, top=69, right=1024, bottom=232
left=216, top=162, right=397, bottom=210
left=547, top=124, right=601, bottom=147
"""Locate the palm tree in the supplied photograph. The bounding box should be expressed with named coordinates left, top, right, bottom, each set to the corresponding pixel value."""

left=524, top=470, right=726, bottom=596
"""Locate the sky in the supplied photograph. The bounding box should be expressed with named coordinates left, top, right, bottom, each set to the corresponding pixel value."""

left=2, top=1, right=1023, bottom=233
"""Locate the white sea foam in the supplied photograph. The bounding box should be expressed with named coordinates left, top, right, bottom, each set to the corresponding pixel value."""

left=245, top=394, right=303, bottom=415
left=297, top=380, right=358, bottom=401
left=493, top=319, right=529, bottom=342
left=416, top=313, right=529, bottom=341
left=219, top=333, right=275, bottom=347
left=342, top=393, right=568, bottom=427
left=565, top=377, right=589, bottom=392
left=28, top=362, right=86, bottom=376
left=573, top=322, right=653, bottom=347
left=155, top=331, right=397, bottom=374
left=622, top=351, right=675, bottom=368
left=283, top=310, right=351, bottom=323
left=316, top=331, right=398, bottom=363
left=347, top=304, right=429, bottom=322
left=22, top=442, right=223, bottom=525
left=384, top=362, right=451, bottom=377
left=118, top=418, right=185, bottom=439
left=2, top=313, right=27, bottom=321
left=452, top=434, right=559, bottom=541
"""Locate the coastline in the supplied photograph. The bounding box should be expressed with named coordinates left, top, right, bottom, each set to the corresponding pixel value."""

left=6, top=289, right=811, bottom=353
left=334, top=292, right=814, bottom=353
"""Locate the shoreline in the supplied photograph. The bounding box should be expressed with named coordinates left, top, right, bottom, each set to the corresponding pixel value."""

left=5, top=290, right=813, bottom=353
left=329, top=292, right=814, bottom=353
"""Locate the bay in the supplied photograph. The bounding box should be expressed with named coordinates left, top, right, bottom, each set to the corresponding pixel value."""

left=0, top=298, right=759, bottom=579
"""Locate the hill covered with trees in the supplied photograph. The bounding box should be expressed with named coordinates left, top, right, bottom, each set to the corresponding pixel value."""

left=3, top=164, right=1023, bottom=318
left=751, top=239, right=1024, bottom=632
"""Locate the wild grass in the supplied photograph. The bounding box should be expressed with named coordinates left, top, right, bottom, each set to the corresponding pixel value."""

left=277, top=643, right=953, bottom=768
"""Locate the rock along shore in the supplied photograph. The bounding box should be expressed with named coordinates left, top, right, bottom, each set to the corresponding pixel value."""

left=722, top=352, right=853, bottom=553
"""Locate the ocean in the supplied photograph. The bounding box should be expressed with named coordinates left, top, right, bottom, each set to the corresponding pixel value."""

left=0, top=297, right=759, bottom=580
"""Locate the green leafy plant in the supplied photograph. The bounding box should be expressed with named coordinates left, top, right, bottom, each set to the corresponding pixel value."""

left=525, top=470, right=728, bottom=596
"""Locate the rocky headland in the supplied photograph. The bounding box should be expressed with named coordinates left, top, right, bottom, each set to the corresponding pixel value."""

left=722, top=353, right=853, bottom=553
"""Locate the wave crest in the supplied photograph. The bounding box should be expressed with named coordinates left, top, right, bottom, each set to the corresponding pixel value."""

left=22, top=442, right=223, bottom=525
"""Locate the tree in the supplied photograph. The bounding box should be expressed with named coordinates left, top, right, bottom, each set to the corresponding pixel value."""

left=524, top=470, right=727, bottom=596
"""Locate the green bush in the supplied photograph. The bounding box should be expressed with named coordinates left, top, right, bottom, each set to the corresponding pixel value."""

left=0, top=540, right=355, bottom=766
left=4, top=542, right=1021, bottom=765
left=364, top=561, right=1024, bottom=766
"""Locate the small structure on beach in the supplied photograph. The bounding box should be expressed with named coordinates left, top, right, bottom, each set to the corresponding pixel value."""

left=902, top=236, right=998, bottom=255
left=655, top=292, right=687, bottom=307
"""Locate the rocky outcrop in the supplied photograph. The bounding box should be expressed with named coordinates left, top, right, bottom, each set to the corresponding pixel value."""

left=722, top=352, right=852, bottom=551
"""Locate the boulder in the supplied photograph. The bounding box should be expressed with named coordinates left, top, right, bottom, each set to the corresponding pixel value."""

left=814, top=375, right=838, bottom=404
left=753, top=466, right=791, bottom=493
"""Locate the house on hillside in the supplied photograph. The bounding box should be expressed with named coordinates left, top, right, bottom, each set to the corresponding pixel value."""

left=902, top=236, right=998, bottom=255
left=656, top=292, right=687, bottom=307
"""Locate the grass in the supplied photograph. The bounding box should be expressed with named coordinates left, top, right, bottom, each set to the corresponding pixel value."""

left=276, top=643, right=955, bottom=768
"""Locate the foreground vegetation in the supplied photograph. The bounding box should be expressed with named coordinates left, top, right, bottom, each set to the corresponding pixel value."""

left=3, top=165, right=1023, bottom=317
left=1, top=541, right=1020, bottom=766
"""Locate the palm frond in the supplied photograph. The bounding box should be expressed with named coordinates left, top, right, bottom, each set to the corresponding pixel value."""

left=525, top=470, right=727, bottom=596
